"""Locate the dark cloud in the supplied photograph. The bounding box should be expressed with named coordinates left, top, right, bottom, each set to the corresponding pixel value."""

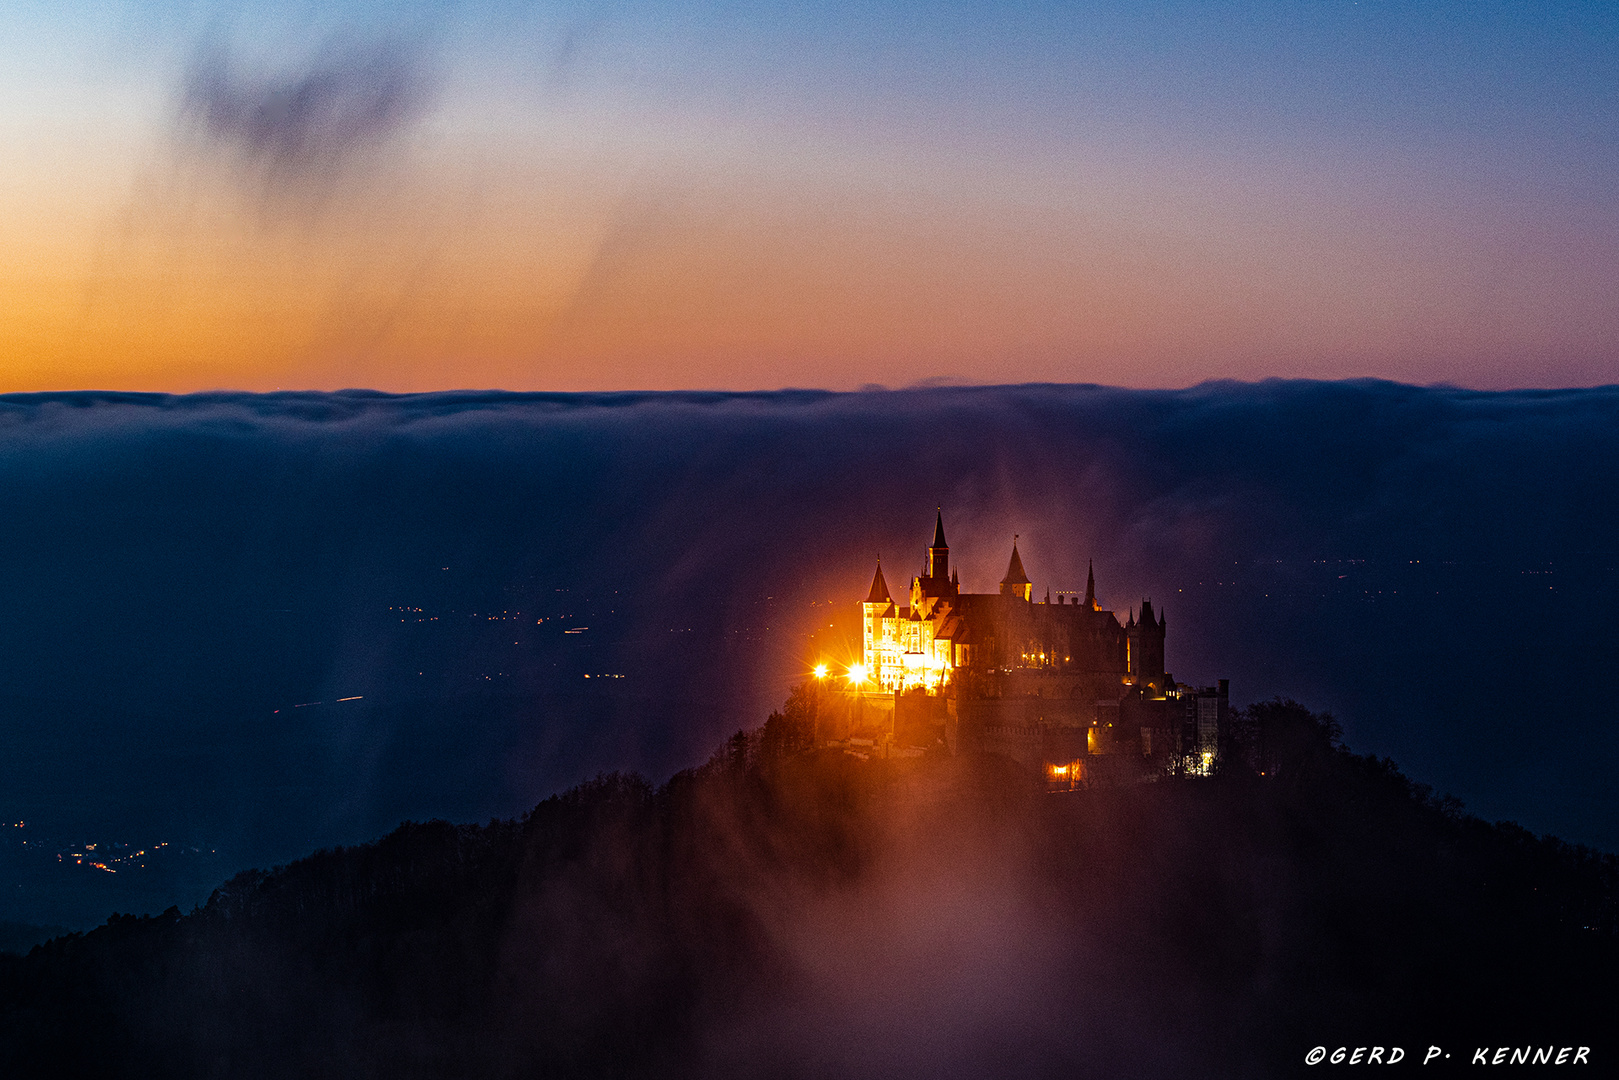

left=180, top=36, right=434, bottom=181
left=2, top=381, right=1618, bottom=926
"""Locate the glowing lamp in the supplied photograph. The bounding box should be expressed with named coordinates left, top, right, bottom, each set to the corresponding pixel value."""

left=813, top=663, right=829, bottom=679
left=848, top=664, right=868, bottom=685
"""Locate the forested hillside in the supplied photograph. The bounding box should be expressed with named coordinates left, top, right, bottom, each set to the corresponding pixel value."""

left=3, top=700, right=1614, bottom=1078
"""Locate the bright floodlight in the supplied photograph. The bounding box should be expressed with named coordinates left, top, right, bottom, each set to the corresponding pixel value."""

left=813, top=663, right=829, bottom=679
left=848, top=664, right=868, bottom=684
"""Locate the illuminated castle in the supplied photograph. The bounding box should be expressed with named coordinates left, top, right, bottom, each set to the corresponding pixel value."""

left=825, top=512, right=1227, bottom=778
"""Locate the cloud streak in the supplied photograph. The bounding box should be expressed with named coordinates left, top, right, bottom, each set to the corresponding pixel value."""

left=180, top=34, right=436, bottom=187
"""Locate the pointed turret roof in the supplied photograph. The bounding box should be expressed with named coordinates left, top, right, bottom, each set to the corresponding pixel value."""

left=1001, top=539, right=1030, bottom=587
left=865, top=561, right=892, bottom=604
left=931, top=509, right=947, bottom=549
left=1084, top=559, right=1097, bottom=608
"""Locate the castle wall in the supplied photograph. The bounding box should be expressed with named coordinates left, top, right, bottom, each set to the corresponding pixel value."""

left=816, top=689, right=895, bottom=744
left=894, top=689, right=948, bottom=750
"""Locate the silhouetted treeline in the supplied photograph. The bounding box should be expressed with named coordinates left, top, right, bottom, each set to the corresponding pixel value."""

left=0, top=922, right=69, bottom=957
left=2, top=699, right=1615, bottom=1078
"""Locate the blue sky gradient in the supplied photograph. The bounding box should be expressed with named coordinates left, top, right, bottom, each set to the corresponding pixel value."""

left=3, top=2, right=1617, bottom=387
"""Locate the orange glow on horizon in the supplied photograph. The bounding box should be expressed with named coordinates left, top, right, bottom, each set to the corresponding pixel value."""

left=2, top=9, right=1618, bottom=394
left=3, top=120, right=1615, bottom=393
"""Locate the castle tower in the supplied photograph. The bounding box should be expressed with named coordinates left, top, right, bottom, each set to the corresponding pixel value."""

left=1084, top=559, right=1101, bottom=611
left=999, top=538, right=1032, bottom=601
left=866, top=560, right=893, bottom=606
left=928, top=510, right=949, bottom=581
left=862, top=559, right=894, bottom=655
left=1127, top=598, right=1166, bottom=683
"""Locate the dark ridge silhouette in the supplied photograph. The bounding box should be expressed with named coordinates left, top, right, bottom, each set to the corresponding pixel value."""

left=0, top=922, right=70, bottom=958
left=2, top=695, right=1614, bottom=1078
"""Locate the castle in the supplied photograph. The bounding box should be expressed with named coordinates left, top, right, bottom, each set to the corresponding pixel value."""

left=820, top=512, right=1228, bottom=780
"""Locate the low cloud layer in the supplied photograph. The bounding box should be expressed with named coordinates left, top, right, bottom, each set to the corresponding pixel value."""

left=1, top=381, right=1617, bottom=924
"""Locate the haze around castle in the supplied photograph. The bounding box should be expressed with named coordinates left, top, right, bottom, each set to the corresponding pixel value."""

left=3, top=381, right=1618, bottom=940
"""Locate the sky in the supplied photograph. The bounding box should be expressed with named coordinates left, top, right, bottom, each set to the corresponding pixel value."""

left=2, top=1, right=1617, bottom=392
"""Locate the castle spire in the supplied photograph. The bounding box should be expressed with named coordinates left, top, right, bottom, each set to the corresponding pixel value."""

left=865, top=560, right=892, bottom=604
left=1085, top=559, right=1097, bottom=610
left=927, top=508, right=950, bottom=582
left=999, top=536, right=1032, bottom=601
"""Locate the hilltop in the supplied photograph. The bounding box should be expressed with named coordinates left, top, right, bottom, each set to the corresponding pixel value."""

left=2, top=700, right=1615, bottom=1078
